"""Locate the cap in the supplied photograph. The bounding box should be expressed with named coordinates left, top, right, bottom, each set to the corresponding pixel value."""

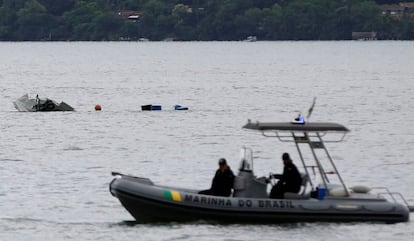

left=282, top=153, right=290, bottom=161
left=218, top=158, right=227, bottom=165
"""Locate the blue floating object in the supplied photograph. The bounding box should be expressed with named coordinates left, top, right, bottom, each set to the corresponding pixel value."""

left=151, top=105, right=162, bottom=111
left=174, top=105, right=188, bottom=110
left=291, top=114, right=305, bottom=124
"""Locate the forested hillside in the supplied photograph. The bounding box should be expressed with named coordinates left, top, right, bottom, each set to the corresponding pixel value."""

left=1, top=0, right=413, bottom=41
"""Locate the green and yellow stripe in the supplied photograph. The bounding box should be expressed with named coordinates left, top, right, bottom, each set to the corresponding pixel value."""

left=164, top=190, right=182, bottom=202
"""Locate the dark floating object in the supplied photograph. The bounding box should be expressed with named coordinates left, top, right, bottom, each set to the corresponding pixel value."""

left=174, top=105, right=188, bottom=110
left=13, top=94, right=74, bottom=112
left=141, top=105, right=162, bottom=111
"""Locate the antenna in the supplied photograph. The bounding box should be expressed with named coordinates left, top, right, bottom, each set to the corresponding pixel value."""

left=306, top=97, right=316, bottom=120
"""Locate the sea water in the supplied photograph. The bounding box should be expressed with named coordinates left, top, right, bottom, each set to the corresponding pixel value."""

left=0, top=41, right=413, bottom=240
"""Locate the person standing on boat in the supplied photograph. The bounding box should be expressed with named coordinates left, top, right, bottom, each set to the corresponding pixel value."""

left=35, top=94, right=40, bottom=111
left=270, top=153, right=302, bottom=199
left=199, top=158, right=235, bottom=197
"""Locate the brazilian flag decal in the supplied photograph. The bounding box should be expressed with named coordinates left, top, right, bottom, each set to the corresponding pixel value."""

left=164, top=190, right=182, bottom=202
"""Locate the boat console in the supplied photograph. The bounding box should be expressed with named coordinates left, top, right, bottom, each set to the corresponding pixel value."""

left=233, top=147, right=267, bottom=198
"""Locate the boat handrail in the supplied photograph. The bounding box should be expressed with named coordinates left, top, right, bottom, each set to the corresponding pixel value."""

left=261, top=130, right=347, bottom=143
left=372, top=187, right=414, bottom=212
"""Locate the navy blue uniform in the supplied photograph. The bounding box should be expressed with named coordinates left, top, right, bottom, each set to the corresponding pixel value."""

left=270, top=162, right=302, bottom=199
left=200, top=167, right=235, bottom=197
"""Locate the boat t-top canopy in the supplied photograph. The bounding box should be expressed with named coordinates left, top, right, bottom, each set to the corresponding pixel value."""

left=243, top=120, right=349, bottom=132
left=243, top=119, right=351, bottom=196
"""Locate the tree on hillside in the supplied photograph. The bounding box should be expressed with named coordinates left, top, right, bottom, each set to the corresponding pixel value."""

left=281, top=0, right=329, bottom=40
left=39, top=0, right=75, bottom=15
left=260, top=4, right=283, bottom=39
left=63, top=1, right=106, bottom=40
left=14, top=0, right=59, bottom=40
left=1, top=0, right=414, bottom=41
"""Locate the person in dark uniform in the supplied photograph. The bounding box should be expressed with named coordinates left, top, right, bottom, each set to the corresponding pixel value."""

left=270, top=153, right=302, bottom=199
left=199, top=158, right=235, bottom=197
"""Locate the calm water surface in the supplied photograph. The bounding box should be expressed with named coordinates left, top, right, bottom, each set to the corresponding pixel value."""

left=0, top=41, right=413, bottom=240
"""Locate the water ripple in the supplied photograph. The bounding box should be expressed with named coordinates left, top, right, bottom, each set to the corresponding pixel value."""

left=1, top=41, right=413, bottom=241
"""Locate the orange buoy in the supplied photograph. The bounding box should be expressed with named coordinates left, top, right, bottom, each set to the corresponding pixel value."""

left=95, top=104, right=102, bottom=111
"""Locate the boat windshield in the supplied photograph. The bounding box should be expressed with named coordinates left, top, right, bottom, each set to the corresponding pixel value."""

left=239, top=147, right=253, bottom=172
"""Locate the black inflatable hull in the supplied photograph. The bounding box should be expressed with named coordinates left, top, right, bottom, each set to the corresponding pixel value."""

left=109, top=174, right=410, bottom=223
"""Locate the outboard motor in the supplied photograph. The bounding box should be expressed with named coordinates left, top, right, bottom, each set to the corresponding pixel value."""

left=233, top=147, right=268, bottom=198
